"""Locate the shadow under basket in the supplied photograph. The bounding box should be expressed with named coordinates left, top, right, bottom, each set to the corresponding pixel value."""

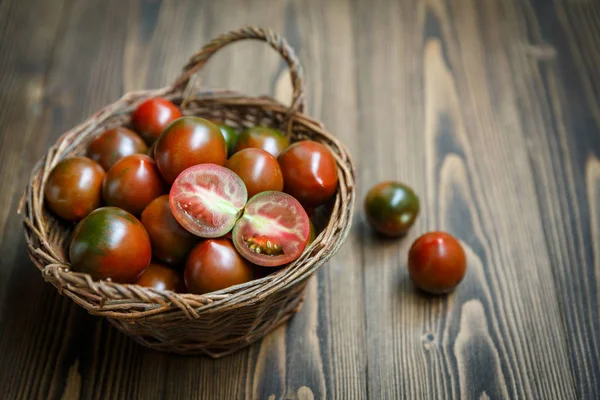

left=19, top=27, right=356, bottom=358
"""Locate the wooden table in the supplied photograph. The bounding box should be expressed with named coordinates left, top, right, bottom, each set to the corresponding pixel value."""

left=1, top=0, right=599, bottom=398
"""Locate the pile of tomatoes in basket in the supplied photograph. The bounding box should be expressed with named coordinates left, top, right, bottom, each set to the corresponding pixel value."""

left=44, top=97, right=336, bottom=294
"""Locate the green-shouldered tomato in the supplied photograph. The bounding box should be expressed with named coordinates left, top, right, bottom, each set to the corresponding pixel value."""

left=69, top=207, right=151, bottom=283
left=44, top=156, right=105, bottom=221
left=134, top=263, right=186, bottom=292
left=364, top=181, right=419, bottom=237
left=87, top=127, right=148, bottom=170
left=216, top=123, right=239, bottom=157
left=233, top=126, right=289, bottom=157
left=131, top=97, right=182, bottom=144
left=154, top=117, right=227, bottom=184
left=141, top=195, right=198, bottom=266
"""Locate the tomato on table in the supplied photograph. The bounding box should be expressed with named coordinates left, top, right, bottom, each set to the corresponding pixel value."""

left=44, top=156, right=105, bottom=221
left=225, top=148, right=283, bottom=198
left=87, top=127, right=148, bottom=170
left=131, top=97, right=181, bottom=144
left=233, top=126, right=289, bottom=157
left=134, top=263, right=186, bottom=292
left=408, top=231, right=467, bottom=294
left=364, top=181, right=420, bottom=237
left=69, top=207, right=152, bottom=283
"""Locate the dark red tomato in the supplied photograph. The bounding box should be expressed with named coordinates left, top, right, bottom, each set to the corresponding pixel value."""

left=134, top=263, right=186, bottom=292
left=364, top=181, right=420, bottom=237
left=103, top=154, right=165, bottom=215
left=216, top=123, right=239, bottom=157
left=232, top=191, right=310, bottom=267
left=69, top=207, right=151, bottom=283
left=184, top=239, right=254, bottom=294
left=225, top=148, right=283, bottom=198
left=44, top=156, right=105, bottom=221
left=233, top=126, right=289, bottom=157
left=131, top=97, right=182, bottom=144
left=277, top=140, right=339, bottom=207
left=154, top=117, right=227, bottom=183
left=87, top=127, right=148, bottom=170
left=408, top=232, right=467, bottom=294
left=141, top=195, right=198, bottom=265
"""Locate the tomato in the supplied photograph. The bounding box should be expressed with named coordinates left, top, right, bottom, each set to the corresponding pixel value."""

left=308, top=220, right=317, bottom=244
left=154, top=117, right=227, bottom=184
left=233, top=126, right=289, bottom=157
left=184, top=239, right=254, bottom=294
left=408, top=232, right=467, bottom=294
left=44, top=156, right=105, bottom=221
left=216, top=123, right=239, bottom=156
left=225, top=148, right=283, bottom=198
left=364, top=181, right=420, bottom=236
left=141, top=195, right=198, bottom=266
left=134, top=262, right=186, bottom=292
left=69, top=207, right=151, bottom=282
left=131, top=97, right=181, bottom=144
left=170, top=164, right=247, bottom=237
left=232, top=191, right=310, bottom=267
left=277, top=140, right=339, bottom=207
left=103, top=154, right=165, bottom=215
left=87, top=127, right=148, bottom=170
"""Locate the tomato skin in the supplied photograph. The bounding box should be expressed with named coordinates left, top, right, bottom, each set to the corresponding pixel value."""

left=408, top=232, right=467, bottom=294
left=141, top=195, right=198, bottom=266
left=69, top=207, right=151, bottom=283
left=184, top=239, right=254, bottom=294
left=87, top=127, right=148, bottom=170
left=134, top=263, right=186, bottom=292
left=45, top=156, right=105, bottom=221
left=103, top=154, right=165, bottom=215
left=277, top=141, right=339, bottom=207
left=131, top=97, right=182, bottom=144
left=216, top=123, right=239, bottom=157
left=233, top=126, right=289, bottom=157
left=364, top=181, right=419, bottom=236
left=155, top=117, right=227, bottom=184
left=225, top=148, right=283, bottom=198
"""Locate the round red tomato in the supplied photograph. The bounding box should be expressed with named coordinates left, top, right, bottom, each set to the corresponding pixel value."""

left=141, top=195, right=198, bottom=265
left=234, top=126, right=289, bottom=157
left=154, top=117, right=227, bottom=183
left=87, top=127, right=148, bottom=170
left=225, top=148, right=283, bottom=198
left=364, top=181, right=420, bottom=236
left=103, top=154, right=165, bottom=215
left=134, top=263, right=186, bottom=292
left=408, top=232, right=467, bottom=294
left=232, top=191, right=310, bottom=267
left=277, top=140, right=339, bottom=207
left=69, top=207, right=151, bottom=282
left=169, top=164, right=247, bottom=238
left=131, top=97, right=181, bottom=144
left=184, top=239, right=254, bottom=294
left=44, top=156, right=105, bottom=221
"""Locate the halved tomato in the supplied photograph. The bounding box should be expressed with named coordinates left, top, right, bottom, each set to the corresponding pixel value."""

left=232, top=191, right=310, bottom=267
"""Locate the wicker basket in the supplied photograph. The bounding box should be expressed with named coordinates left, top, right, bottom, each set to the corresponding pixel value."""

left=19, top=27, right=355, bottom=358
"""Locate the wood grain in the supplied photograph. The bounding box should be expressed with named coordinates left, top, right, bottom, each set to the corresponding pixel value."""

left=0, top=0, right=598, bottom=399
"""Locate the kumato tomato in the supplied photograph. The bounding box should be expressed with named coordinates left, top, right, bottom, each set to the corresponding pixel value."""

left=141, top=195, right=198, bottom=265
left=408, top=232, right=467, bottom=294
left=233, top=126, right=289, bottom=157
left=277, top=140, right=339, bottom=207
left=69, top=207, right=151, bottom=283
left=44, top=156, right=105, bottom=221
left=233, top=191, right=310, bottom=267
left=87, top=127, right=148, bottom=170
left=364, top=181, right=420, bottom=237
left=155, top=117, right=227, bottom=184
left=225, top=148, right=283, bottom=198
left=103, top=154, right=165, bottom=215
left=134, top=263, right=186, bottom=292
left=131, top=97, right=181, bottom=144
left=170, top=164, right=247, bottom=238
left=216, top=123, right=239, bottom=157
left=184, top=239, right=253, bottom=294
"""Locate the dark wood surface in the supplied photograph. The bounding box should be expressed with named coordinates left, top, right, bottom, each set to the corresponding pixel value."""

left=1, top=0, right=599, bottom=398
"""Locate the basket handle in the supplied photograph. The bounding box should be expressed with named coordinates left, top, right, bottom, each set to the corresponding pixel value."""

left=173, top=26, right=305, bottom=114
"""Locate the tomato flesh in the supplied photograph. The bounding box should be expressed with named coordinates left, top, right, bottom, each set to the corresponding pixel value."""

left=170, top=164, right=247, bottom=238
left=233, top=191, right=310, bottom=267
